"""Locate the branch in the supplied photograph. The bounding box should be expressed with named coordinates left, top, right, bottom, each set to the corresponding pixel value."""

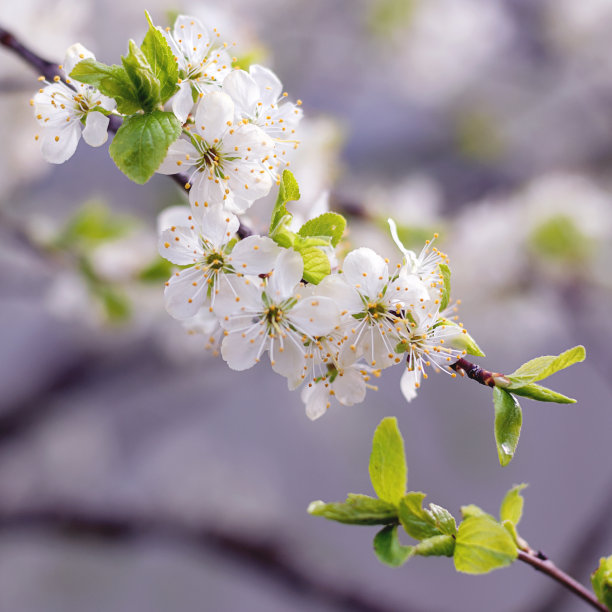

left=517, top=549, right=607, bottom=612
left=0, top=507, right=420, bottom=612
left=450, top=357, right=505, bottom=387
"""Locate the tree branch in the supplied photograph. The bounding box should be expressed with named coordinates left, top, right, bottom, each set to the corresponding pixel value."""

left=0, top=507, right=420, bottom=612
left=450, top=357, right=506, bottom=387
left=517, top=549, right=606, bottom=612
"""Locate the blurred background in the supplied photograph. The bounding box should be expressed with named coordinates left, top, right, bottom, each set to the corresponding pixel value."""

left=1, top=0, right=612, bottom=610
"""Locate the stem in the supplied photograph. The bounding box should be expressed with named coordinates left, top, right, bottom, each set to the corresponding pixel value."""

left=450, top=357, right=506, bottom=387
left=517, top=549, right=607, bottom=612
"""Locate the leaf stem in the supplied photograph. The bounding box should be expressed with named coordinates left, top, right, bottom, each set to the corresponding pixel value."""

left=517, top=549, right=607, bottom=611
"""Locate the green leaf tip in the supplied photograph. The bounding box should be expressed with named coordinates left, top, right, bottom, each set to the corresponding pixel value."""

left=369, top=417, right=407, bottom=505
left=438, top=263, right=451, bottom=311
left=298, top=212, right=346, bottom=248
left=507, top=345, right=586, bottom=388
left=493, top=387, right=522, bottom=467
left=307, top=494, right=398, bottom=525
left=592, top=555, right=612, bottom=610
left=500, top=483, right=527, bottom=526
left=398, top=492, right=456, bottom=540
left=454, top=515, right=518, bottom=575
left=373, top=525, right=414, bottom=567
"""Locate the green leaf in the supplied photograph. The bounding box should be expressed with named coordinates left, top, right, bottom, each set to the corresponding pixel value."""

left=141, top=11, right=179, bottom=103
left=438, top=318, right=485, bottom=357
left=96, top=286, right=131, bottom=322
left=460, top=505, right=495, bottom=521
left=307, top=494, right=398, bottom=525
left=109, top=110, right=181, bottom=184
left=298, top=212, right=346, bottom=248
left=414, top=534, right=455, bottom=557
left=454, top=516, right=518, bottom=574
left=508, top=382, right=576, bottom=404
left=121, top=40, right=161, bottom=113
left=438, top=263, right=451, bottom=311
left=592, top=556, right=612, bottom=611
left=493, top=387, right=522, bottom=467
left=269, top=170, right=300, bottom=235
left=369, top=417, right=407, bottom=506
left=70, top=60, right=142, bottom=115
left=373, top=525, right=414, bottom=567
left=398, top=493, right=456, bottom=540
left=507, top=345, right=586, bottom=388
left=500, top=484, right=527, bottom=526
left=59, top=201, right=131, bottom=247
left=298, top=244, right=331, bottom=284
left=138, top=256, right=175, bottom=282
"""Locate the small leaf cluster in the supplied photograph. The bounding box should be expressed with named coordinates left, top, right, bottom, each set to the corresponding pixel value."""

left=309, top=417, right=528, bottom=574
left=70, top=12, right=182, bottom=183
left=269, top=170, right=346, bottom=284
left=492, top=345, right=585, bottom=466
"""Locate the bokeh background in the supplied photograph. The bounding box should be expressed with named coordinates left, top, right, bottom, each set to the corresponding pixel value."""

left=1, top=1, right=612, bottom=611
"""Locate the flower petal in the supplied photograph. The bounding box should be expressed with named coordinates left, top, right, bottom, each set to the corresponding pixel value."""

left=63, top=43, right=95, bottom=77
left=221, top=322, right=267, bottom=370
left=194, top=91, right=233, bottom=143
left=249, top=64, right=282, bottom=105
left=290, top=296, right=339, bottom=337
left=82, top=111, right=109, bottom=147
left=228, top=235, right=281, bottom=275
left=223, top=69, right=259, bottom=118
left=267, top=249, right=303, bottom=301
left=157, top=205, right=192, bottom=232
left=157, top=138, right=197, bottom=175
left=164, top=267, right=208, bottom=319
left=342, top=247, right=388, bottom=299
left=199, top=204, right=239, bottom=247
left=159, top=225, right=202, bottom=265
left=172, top=81, right=195, bottom=124
left=400, top=368, right=421, bottom=403
left=39, top=124, right=81, bottom=164
left=301, top=382, right=330, bottom=421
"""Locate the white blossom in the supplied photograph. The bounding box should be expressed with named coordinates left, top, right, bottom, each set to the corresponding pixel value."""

left=32, top=43, right=115, bottom=163
left=157, top=91, right=274, bottom=216
left=162, top=15, right=233, bottom=123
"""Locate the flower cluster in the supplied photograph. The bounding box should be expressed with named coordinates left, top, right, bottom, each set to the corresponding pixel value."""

left=29, top=12, right=481, bottom=420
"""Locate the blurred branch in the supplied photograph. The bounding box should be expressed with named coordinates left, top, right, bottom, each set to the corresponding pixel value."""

left=0, top=25, right=59, bottom=82
left=0, top=506, right=422, bottom=612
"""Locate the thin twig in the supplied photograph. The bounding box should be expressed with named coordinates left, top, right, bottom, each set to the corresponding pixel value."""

left=0, top=507, right=420, bottom=612
left=517, top=549, right=606, bottom=612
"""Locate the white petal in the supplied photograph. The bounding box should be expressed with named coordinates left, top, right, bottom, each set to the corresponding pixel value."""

left=316, top=274, right=363, bottom=314
left=173, top=15, right=210, bottom=65
left=199, top=204, right=239, bottom=247
left=400, top=368, right=421, bottom=403
left=194, top=91, right=233, bottom=143
left=172, top=81, right=195, bottom=123
left=157, top=205, right=192, bottom=232
left=223, top=69, right=259, bottom=117
left=82, top=111, right=109, bottom=147
left=189, top=172, right=225, bottom=224
left=39, top=124, right=81, bottom=164
left=333, top=368, right=367, bottom=406
left=221, top=323, right=267, bottom=371
left=301, top=382, right=330, bottom=421
left=213, top=274, right=264, bottom=324
left=157, top=138, right=197, bottom=175
left=164, top=267, right=208, bottom=319
left=267, top=249, right=303, bottom=301
left=290, top=296, right=339, bottom=337
left=342, top=247, right=388, bottom=299
left=225, top=123, right=274, bottom=158
left=270, top=334, right=306, bottom=390
left=249, top=64, right=282, bottom=105
left=159, top=226, right=202, bottom=265
left=63, top=43, right=95, bottom=77
left=228, top=235, right=281, bottom=275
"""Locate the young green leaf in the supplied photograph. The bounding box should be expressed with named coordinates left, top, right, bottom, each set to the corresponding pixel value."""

left=507, top=382, right=576, bottom=404
left=307, top=494, right=398, bottom=525
left=298, top=212, right=346, bottom=248
left=493, top=387, right=522, bottom=467
left=506, top=345, right=586, bottom=388
left=369, top=417, right=407, bottom=505
left=109, top=110, right=181, bottom=184
left=454, top=516, right=518, bottom=574
left=269, top=169, right=300, bottom=234
left=414, top=534, right=455, bottom=558
left=299, top=245, right=331, bottom=284
left=591, top=556, right=612, bottom=611
left=58, top=201, right=132, bottom=247
left=500, top=484, right=527, bottom=526
left=398, top=493, right=457, bottom=540
left=141, top=11, right=179, bottom=103
left=438, top=263, right=451, bottom=311
left=373, top=525, right=414, bottom=567
left=121, top=40, right=161, bottom=113
left=460, top=504, right=495, bottom=521
left=70, top=60, right=141, bottom=114
left=438, top=318, right=485, bottom=357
